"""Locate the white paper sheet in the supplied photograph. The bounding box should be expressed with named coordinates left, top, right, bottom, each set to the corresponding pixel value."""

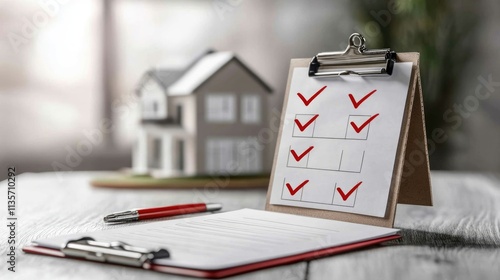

left=35, top=209, right=398, bottom=270
left=269, top=63, right=413, bottom=217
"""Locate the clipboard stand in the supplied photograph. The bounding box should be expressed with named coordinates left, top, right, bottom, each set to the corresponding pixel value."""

left=266, top=33, right=433, bottom=228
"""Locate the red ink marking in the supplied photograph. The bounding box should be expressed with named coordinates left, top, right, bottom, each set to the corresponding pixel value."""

left=297, top=86, right=327, bottom=106
left=337, top=181, right=362, bottom=201
left=286, top=180, right=310, bottom=196
left=294, top=115, right=319, bottom=132
left=290, top=146, right=314, bottom=162
left=350, top=114, right=379, bottom=133
left=348, top=89, right=377, bottom=109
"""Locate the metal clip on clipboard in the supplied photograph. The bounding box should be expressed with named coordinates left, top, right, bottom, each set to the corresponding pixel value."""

left=309, top=33, right=396, bottom=77
left=62, top=237, right=170, bottom=267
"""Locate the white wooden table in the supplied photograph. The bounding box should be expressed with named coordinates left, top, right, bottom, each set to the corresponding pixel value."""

left=1, top=171, right=499, bottom=279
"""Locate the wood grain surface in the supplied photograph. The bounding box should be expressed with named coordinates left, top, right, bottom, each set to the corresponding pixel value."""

left=309, top=172, right=500, bottom=280
left=1, top=171, right=499, bottom=279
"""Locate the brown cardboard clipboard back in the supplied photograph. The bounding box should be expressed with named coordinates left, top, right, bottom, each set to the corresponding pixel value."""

left=265, top=47, right=432, bottom=228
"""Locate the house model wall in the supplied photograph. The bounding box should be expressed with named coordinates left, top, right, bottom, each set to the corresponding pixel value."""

left=133, top=50, right=273, bottom=177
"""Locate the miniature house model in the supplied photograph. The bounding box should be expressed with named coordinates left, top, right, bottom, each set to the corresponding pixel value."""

left=133, top=50, right=273, bottom=176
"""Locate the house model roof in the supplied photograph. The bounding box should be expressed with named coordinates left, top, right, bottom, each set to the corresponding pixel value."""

left=168, top=51, right=234, bottom=95
left=148, top=70, right=185, bottom=90
left=137, top=50, right=272, bottom=95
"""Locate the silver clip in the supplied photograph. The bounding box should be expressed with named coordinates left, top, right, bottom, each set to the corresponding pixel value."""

left=62, top=237, right=170, bottom=267
left=309, top=33, right=396, bottom=77
left=103, top=210, right=139, bottom=223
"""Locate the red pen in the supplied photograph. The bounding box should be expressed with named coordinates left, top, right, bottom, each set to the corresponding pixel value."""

left=103, top=203, right=222, bottom=223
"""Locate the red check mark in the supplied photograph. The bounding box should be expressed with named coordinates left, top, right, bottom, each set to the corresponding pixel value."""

left=286, top=180, right=309, bottom=196
left=337, top=181, right=362, bottom=201
left=350, top=114, right=379, bottom=133
left=297, top=86, right=327, bottom=106
left=290, top=146, right=314, bottom=162
left=348, top=89, right=377, bottom=109
left=295, top=115, right=319, bottom=132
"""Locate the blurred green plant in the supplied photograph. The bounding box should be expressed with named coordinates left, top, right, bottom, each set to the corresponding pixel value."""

left=351, top=0, right=479, bottom=169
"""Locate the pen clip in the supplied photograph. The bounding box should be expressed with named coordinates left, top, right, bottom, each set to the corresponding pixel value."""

left=103, top=210, right=139, bottom=223
left=62, top=237, right=170, bottom=267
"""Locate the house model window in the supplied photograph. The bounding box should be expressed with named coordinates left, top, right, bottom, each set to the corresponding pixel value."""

left=241, top=95, right=261, bottom=124
left=141, top=80, right=167, bottom=120
left=206, top=94, right=236, bottom=123
left=206, top=138, right=262, bottom=173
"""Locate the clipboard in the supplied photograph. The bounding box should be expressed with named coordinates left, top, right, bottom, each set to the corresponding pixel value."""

left=265, top=33, right=432, bottom=228
left=23, top=232, right=400, bottom=279
left=23, top=33, right=428, bottom=278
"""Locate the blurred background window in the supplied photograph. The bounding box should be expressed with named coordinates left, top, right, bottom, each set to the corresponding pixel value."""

left=0, top=0, right=106, bottom=177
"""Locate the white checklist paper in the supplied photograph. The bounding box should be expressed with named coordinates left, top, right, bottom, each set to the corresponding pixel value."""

left=269, top=63, right=413, bottom=217
left=34, top=209, right=399, bottom=270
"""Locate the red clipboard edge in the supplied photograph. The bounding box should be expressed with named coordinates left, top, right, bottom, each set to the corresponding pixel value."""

left=23, top=234, right=400, bottom=279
